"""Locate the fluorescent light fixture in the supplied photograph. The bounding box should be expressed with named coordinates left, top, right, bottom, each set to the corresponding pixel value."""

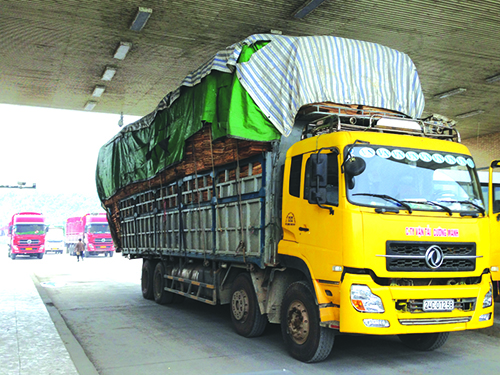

left=114, top=42, right=132, bottom=60
left=130, top=7, right=152, bottom=31
left=455, top=109, right=484, bottom=119
left=101, top=66, right=117, bottom=81
left=434, top=87, right=467, bottom=99
left=84, top=101, right=97, bottom=111
left=485, top=74, right=500, bottom=83
left=293, top=0, right=327, bottom=19
left=92, top=85, right=106, bottom=97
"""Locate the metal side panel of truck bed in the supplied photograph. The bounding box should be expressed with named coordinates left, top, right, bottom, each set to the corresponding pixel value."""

left=118, top=152, right=279, bottom=268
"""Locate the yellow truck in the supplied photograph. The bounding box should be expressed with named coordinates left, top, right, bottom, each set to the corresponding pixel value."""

left=96, top=34, right=494, bottom=362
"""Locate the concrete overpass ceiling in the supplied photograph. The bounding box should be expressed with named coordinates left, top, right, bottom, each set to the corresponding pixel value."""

left=1, top=0, right=499, bottom=139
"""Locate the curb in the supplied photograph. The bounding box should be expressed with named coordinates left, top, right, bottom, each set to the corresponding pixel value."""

left=31, top=273, right=100, bottom=375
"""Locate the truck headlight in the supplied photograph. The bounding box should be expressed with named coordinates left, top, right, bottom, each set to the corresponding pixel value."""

left=483, top=283, right=493, bottom=308
left=351, top=284, right=385, bottom=313
left=88, top=243, right=94, bottom=249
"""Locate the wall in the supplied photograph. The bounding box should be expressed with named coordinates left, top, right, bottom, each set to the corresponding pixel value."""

left=462, top=132, right=500, bottom=169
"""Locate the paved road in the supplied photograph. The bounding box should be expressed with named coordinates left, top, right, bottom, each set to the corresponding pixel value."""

left=11, top=253, right=500, bottom=375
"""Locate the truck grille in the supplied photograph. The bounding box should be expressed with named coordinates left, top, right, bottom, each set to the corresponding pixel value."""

left=19, top=239, right=40, bottom=245
left=385, top=241, right=476, bottom=272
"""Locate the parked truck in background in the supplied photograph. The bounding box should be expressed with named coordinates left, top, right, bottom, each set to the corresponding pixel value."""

left=66, top=213, right=115, bottom=257
left=45, top=226, right=65, bottom=254
left=7, top=212, right=47, bottom=260
left=96, top=34, right=494, bottom=362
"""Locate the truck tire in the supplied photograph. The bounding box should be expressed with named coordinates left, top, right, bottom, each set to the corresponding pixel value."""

left=153, top=262, right=175, bottom=305
left=10, top=253, right=16, bottom=260
left=141, top=260, right=155, bottom=300
left=398, top=332, right=450, bottom=351
left=230, top=273, right=267, bottom=338
left=281, top=281, right=334, bottom=363
left=38, top=253, right=44, bottom=259
left=109, top=251, right=114, bottom=257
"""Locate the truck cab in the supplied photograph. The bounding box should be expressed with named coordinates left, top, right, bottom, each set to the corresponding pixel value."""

left=278, top=110, right=492, bottom=345
left=8, top=212, right=47, bottom=260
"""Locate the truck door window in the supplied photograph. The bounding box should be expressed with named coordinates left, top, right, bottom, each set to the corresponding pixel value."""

left=289, top=154, right=303, bottom=197
left=304, top=153, right=339, bottom=205
left=493, top=185, right=500, bottom=213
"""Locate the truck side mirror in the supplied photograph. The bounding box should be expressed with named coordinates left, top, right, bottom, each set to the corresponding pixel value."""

left=344, top=157, right=366, bottom=177
left=344, top=157, right=366, bottom=190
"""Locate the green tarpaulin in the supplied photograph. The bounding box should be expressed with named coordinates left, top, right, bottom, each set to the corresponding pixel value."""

left=96, top=43, right=279, bottom=202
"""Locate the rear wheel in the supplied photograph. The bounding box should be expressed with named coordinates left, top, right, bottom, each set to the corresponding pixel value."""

left=141, top=260, right=155, bottom=300
left=230, top=273, right=267, bottom=337
left=281, top=281, right=334, bottom=363
left=398, top=332, right=450, bottom=351
left=153, top=262, right=175, bottom=305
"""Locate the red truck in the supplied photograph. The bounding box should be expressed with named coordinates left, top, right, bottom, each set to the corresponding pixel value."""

left=65, top=213, right=115, bottom=257
left=7, top=212, right=47, bottom=260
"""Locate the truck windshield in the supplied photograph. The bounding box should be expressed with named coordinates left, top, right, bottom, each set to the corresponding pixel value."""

left=346, top=145, right=484, bottom=214
left=87, top=224, right=109, bottom=234
left=14, top=224, right=45, bottom=235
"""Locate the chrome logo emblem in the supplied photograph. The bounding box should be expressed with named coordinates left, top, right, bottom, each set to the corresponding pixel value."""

left=425, top=245, right=444, bottom=269
left=27, top=240, right=32, bottom=245
left=101, top=238, right=106, bottom=242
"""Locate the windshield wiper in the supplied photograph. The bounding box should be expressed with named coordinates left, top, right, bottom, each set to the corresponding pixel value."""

left=353, top=193, right=412, bottom=213
left=436, top=199, right=485, bottom=216
left=402, top=199, right=453, bottom=216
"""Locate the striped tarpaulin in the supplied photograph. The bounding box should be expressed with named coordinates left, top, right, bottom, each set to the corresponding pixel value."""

left=122, top=34, right=424, bottom=137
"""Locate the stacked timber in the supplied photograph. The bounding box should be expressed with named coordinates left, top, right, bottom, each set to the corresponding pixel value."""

left=104, top=123, right=272, bottom=250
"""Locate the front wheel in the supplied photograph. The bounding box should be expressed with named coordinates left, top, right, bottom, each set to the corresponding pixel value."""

left=10, top=253, right=16, bottom=260
left=281, top=281, right=334, bottom=363
left=230, top=273, right=267, bottom=338
left=398, top=332, right=450, bottom=351
left=38, top=253, right=44, bottom=259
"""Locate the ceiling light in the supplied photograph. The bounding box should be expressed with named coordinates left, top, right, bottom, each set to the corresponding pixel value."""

left=293, top=0, right=327, bottom=19
left=84, top=101, right=97, bottom=111
left=130, top=7, right=153, bottom=31
left=92, top=85, right=106, bottom=97
left=433, top=87, right=467, bottom=99
left=455, top=110, right=484, bottom=119
left=101, top=66, right=117, bottom=81
left=114, top=42, right=132, bottom=60
left=485, top=74, right=500, bottom=83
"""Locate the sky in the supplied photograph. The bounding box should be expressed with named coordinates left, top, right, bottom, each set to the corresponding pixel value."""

left=0, top=104, right=141, bottom=195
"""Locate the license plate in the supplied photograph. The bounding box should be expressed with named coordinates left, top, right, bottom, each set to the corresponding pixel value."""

left=423, top=299, right=454, bottom=312
left=52, top=248, right=58, bottom=250
left=26, top=247, right=32, bottom=250
left=100, top=246, right=106, bottom=248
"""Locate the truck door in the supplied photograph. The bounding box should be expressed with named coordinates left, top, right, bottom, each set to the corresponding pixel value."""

left=283, top=149, right=343, bottom=283
left=489, top=160, right=500, bottom=287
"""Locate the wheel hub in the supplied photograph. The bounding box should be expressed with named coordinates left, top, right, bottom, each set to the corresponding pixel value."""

left=232, top=290, right=249, bottom=321
left=287, top=300, right=309, bottom=345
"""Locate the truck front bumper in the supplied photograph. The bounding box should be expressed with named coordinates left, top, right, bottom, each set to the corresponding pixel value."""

left=322, top=273, right=494, bottom=335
